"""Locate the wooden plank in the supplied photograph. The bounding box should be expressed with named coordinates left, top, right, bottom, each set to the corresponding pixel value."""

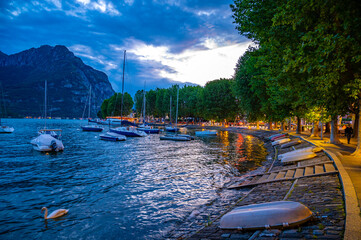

left=324, top=163, right=336, bottom=172
left=294, top=168, right=305, bottom=178
left=285, top=169, right=295, bottom=178
left=275, top=171, right=286, bottom=179
left=227, top=171, right=338, bottom=189
left=267, top=172, right=278, bottom=181
left=315, top=164, right=324, bottom=174
left=249, top=176, right=262, bottom=184
left=257, top=174, right=271, bottom=183
left=304, top=166, right=314, bottom=176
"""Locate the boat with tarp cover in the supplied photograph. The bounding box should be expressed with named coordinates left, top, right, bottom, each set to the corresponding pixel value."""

left=220, top=201, right=313, bottom=230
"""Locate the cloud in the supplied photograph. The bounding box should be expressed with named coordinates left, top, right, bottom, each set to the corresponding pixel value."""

left=0, top=0, right=250, bottom=95
left=112, top=37, right=252, bottom=86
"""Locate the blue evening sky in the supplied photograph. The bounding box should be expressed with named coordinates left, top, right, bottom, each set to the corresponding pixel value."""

left=0, top=0, right=251, bottom=94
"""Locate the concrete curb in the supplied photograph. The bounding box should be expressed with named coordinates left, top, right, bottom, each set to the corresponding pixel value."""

left=299, top=136, right=361, bottom=240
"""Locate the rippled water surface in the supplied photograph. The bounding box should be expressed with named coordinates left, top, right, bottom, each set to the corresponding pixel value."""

left=0, top=119, right=267, bottom=240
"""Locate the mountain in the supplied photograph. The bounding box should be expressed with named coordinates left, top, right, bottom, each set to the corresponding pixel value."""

left=0, top=45, right=114, bottom=118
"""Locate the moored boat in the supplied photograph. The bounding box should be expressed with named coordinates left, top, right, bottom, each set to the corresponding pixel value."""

left=110, top=126, right=147, bottom=137
left=0, top=125, right=14, bottom=133
left=31, top=131, right=64, bottom=152
left=100, top=132, right=126, bottom=141
left=137, top=125, right=160, bottom=134
left=220, top=201, right=313, bottom=230
left=280, top=152, right=318, bottom=163
left=31, top=81, right=64, bottom=152
left=272, top=138, right=291, bottom=146
left=81, top=125, right=104, bottom=132
left=160, top=134, right=191, bottom=141
left=195, top=130, right=217, bottom=136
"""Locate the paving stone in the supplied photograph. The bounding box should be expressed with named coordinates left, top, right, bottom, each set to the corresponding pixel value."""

left=313, top=230, right=324, bottom=235
left=221, top=233, right=231, bottom=238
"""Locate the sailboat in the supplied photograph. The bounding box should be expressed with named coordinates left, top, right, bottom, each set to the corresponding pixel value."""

left=0, top=85, right=14, bottom=133
left=110, top=50, right=147, bottom=137
left=30, top=81, right=64, bottom=152
left=137, top=82, right=160, bottom=134
left=160, top=86, right=192, bottom=141
left=165, top=95, right=179, bottom=132
left=81, top=86, right=103, bottom=132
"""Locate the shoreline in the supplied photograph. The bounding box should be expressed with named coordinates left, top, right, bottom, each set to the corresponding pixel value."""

left=165, top=127, right=345, bottom=239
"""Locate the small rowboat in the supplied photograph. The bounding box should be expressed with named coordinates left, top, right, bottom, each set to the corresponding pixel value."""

left=280, top=140, right=302, bottom=149
left=195, top=130, right=217, bottom=136
left=271, top=134, right=286, bottom=141
left=280, top=152, right=317, bottom=163
left=81, top=125, right=104, bottom=132
left=160, top=134, right=191, bottom=141
left=267, top=133, right=284, bottom=140
left=220, top=201, right=313, bottom=230
left=100, top=132, right=126, bottom=141
left=272, top=138, right=291, bottom=146
left=278, top=147, right=323, bottom=160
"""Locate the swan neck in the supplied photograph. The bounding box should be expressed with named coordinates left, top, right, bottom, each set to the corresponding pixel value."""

left=43, top=208, right=48, bottom=219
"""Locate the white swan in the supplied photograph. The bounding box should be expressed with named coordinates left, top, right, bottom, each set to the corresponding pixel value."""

left=41, top=207, right=69, bottom=219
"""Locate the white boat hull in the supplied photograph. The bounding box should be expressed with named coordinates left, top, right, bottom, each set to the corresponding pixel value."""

left=280, top=152, right=318, bottom=163
left=272, top=138, right=291, bottom=146
left=220, top=201, right=313, bottom=230
left=278, top=147, right=323, bottom=160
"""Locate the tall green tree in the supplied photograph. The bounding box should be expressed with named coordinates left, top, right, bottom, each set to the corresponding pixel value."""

left=203, top=79, right=238, bottom=122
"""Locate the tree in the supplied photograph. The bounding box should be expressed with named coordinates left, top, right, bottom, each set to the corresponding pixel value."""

left=203, top=79, right=238, bottom=122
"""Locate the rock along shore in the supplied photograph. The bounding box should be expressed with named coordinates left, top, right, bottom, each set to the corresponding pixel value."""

left=164, top=127, right=345, bottom=240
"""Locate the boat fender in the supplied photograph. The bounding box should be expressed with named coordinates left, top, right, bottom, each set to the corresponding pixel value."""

left=50, top=140, right=57, bottom=150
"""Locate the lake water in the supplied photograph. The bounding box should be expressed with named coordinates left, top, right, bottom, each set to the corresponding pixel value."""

left=0, top=119, right=267, bottom=240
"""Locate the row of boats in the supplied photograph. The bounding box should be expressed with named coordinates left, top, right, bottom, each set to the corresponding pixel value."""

left=25, top=124, right=218, bottom=152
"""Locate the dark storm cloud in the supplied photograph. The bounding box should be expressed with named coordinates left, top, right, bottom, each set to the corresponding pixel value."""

left=0, top=0, right=249, bottom=94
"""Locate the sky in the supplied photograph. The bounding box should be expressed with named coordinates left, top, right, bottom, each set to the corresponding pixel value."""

left=0, top=0, right=251, bottom=94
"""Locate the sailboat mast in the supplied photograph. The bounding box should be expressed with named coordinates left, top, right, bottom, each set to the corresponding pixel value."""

left=44, top=80, right=47, bottom=129
left=169, top=95, right=172, bottom=124
left=88, top=86, right=91, bottom=119
left=175, top=86, right=179, bottom=128
left=120, top=50, right=126, bottom=125
left=143, top=82, right=146, bottom=124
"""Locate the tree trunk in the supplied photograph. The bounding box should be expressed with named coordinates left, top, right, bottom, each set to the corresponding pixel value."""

left=281, top=121, right=285, bottom=131
left=330, top=116, right=341, bottom=144
left=352, top=98, right=361, bottom=156
left=268, top=121, right=273, bottom=130
left=288, top=118, right=292, bottom=132
left=311, top=121, right=319, bottom=137
left=320, top=122, right=323, bottom=140
left=296, top=116, right=301, bottom=134
left=324, top=122, right=330, bottom=133
left=256, top=121, right=260, bottom=130
left=353, top=111, right=359, bottom=139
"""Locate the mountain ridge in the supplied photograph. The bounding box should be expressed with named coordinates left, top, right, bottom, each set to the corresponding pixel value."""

left=0, top=45, right=115, bottom=118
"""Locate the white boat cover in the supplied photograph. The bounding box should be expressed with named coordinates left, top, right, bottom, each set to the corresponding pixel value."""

left=195, top=130, right=217, bottom=136
left=100, top=132, right=126, bottom=141
left=272, top=138, right=291, bottom=146
left=30, top=134, right=64, bottom=152
left=281, top=152, right=317, bottom=163
left=160, top=134, right=191, bottom=141
left=0, top=126, right=14, bottom=133
left=220, top=201, right=313, bottom=230
left=279, top=147, right=323, bottom=160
